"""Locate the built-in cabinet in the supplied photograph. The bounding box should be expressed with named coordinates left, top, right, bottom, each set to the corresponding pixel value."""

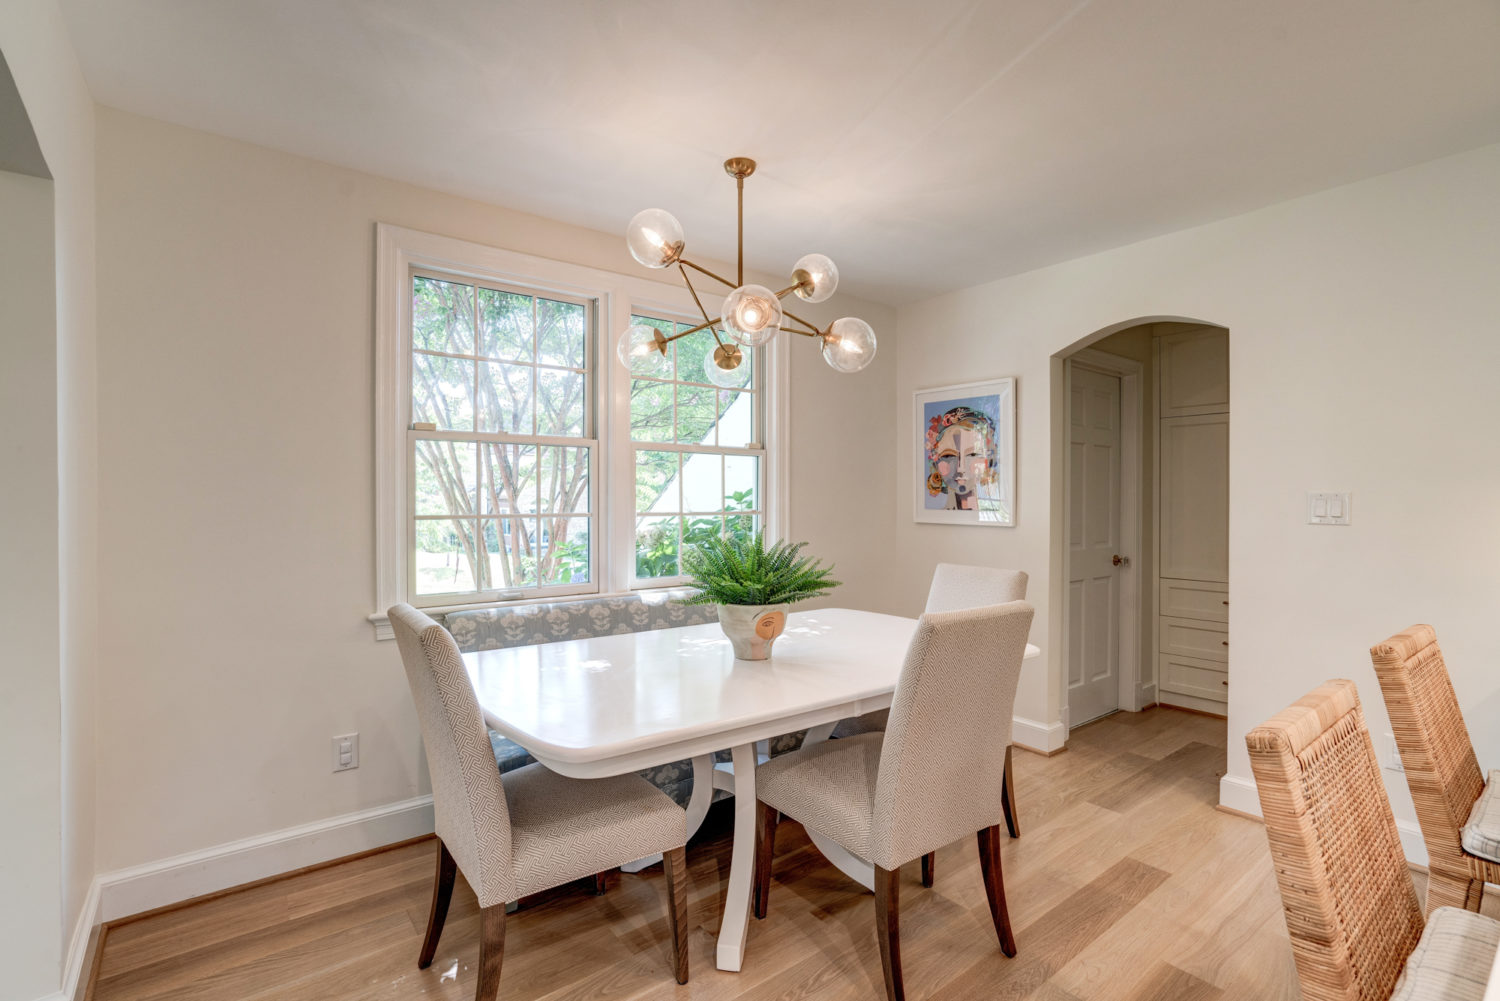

left=1155, top=328, right=1228, bottom=714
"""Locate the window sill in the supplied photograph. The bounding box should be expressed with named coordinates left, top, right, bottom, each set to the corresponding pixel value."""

left=368, top=585, right=700, bottom=641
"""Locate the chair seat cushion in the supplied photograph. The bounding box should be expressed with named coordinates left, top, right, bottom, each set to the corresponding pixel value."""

left=1390, top=906, right=1500, bottom=1001
left=502, top=763, right=686, bottom=899
left=1461, top=770, right=1500, bottom=864
left=756, top=732, right=883, bottom=860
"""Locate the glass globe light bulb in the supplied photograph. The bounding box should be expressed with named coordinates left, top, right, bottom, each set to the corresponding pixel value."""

left=720, top=284, right=783, bottom=347
left=702, top=341, right=749, bottom=388
left=791, top=253, right=839, bottom=303
left=625, top=208, right=685, bottom=270
left=616, top=324, right=671, bottom=377
left=821, top=317, right=877, bottom=373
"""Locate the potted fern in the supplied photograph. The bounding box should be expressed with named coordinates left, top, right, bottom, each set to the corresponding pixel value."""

left=679, top=532, right=840, bottom=660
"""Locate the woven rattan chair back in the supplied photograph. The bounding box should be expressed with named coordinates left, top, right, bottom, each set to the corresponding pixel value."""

left=1369, top=624, right=1487, bottom=912
left=1246, top=679, right=1424, bottom=1001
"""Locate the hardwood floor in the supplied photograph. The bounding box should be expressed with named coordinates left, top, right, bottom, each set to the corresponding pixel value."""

left=91, top=708, right=1305, bottom=1001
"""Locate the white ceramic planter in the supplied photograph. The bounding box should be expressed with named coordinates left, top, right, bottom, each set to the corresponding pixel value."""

left=716, top=603, right=790, bottom=661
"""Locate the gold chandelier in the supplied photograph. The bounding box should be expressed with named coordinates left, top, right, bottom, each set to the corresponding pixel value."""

left=615, top=157, right=877, bottom=384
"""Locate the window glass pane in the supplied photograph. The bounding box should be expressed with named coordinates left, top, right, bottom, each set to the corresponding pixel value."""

left=478, top=362, right=534, bottom=434
left=673, top=324, right=713, bottom=384
left=636, top=450, right=679, bottom=513
left=725, top=513, right=757, bottom=544
left=539, top=516, right=590, bottom=585
left=537, top=367, right=584, bottom=438
left=482, top=443, right=537, bottom=515
left=724, top=454, right=759, bottom=512
left=414, top=441, right=478, bottom=517
left=635, top=516, right=680, bottom=579
left=682, top=453, right=722, bottom=513
left=478, top=288, right=533, bottom=362
left=675, top=383, right=717, bottom=444
left=539, top=446, right=589, bottom=513
left=630, top=379, right=673, bottom=442
left=415, top=519, right=479, bottom=595
left=412, top=353, right=475, bottom=431
left=537, top=298, right=586, bottom=369
left=484, top=518, right=538, bottom=589
left=412, top=276, right=474, bottom=354
left=683, top=513, right=724, bottom=551
left=717, top=390, right=753, bottom=447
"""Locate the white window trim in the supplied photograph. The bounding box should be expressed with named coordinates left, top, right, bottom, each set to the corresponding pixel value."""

left=369, top=224, right=788, bottom=639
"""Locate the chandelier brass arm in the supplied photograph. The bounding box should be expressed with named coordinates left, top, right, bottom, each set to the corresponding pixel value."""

left=616, top=157, right=877, bottom=379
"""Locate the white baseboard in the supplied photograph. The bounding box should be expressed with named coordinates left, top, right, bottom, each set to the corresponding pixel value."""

left=27, top=877, right=103, bottom=1001
left=97, top=795, right=435, bottom=923
left=1013, top=714, right=1068, bottom=754
left=1218, top=774, right=1429, bottom=867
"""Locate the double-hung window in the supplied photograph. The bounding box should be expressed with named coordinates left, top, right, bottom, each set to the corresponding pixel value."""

left=627, top=314, right=763, bottom=584
left=373, top=224, right=783, bottom=634
left=407, top=273, right=596, bottom=603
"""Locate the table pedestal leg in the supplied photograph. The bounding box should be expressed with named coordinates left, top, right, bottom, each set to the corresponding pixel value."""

left=798, top=722, right=876, bottom=891
left=715, top=743, right=758, bottom=972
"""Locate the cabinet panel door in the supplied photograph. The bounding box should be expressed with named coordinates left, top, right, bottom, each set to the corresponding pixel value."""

left=1160, top=615, right=1228, bottom=663
left=1158, top=328, right=1228, bottom=417
left=1159, top=414, right=1228, bottom=582
left=1159, top=653, right=1229, bottom=703
left=1160, top=579, right=1228, bottom=622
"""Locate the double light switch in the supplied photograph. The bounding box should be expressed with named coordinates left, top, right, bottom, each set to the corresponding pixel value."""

left=1307, top=492, right=1352, bottom=526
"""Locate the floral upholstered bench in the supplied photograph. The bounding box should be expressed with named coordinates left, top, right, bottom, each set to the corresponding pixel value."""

left=437, top=591, right=805, bottom=808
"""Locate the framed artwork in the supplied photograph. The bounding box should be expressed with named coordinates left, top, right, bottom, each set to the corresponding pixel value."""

left=913, top=378, right=1016, bottom=527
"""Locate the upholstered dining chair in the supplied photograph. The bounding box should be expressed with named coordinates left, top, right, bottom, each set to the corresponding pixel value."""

left=388, top=604, right=690, bottom=1001
left=1370, top=625, right=1500, bottom=914
left=754, top=601, right=1034, bottom=1001
left=834, top=563, right=1029, bottom=887
left=1247, top=679, right=1499, bottom=1001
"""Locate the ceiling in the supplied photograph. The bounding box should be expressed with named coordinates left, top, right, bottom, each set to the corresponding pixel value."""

left=58, top=0, right=1500, bottom=304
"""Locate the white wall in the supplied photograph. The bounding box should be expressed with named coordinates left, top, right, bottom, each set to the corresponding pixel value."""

left=892, top=142, right=1500, bottom=845
left=92, top=107, right=896, bottom=877
left=0, top=3, right=98, bottom=998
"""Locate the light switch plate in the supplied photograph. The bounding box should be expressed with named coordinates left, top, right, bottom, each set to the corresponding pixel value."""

left=332, top=733, right=359, bottom=772
left=1307, top=492, right=1351, bottom=525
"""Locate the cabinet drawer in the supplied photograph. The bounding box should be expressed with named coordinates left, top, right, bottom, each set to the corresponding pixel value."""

left=1159, top=654, right=1228, bottom=704
left=1160, top=615, right=1228, bottom=663
left=1160, top=579, right=1228, bottom=622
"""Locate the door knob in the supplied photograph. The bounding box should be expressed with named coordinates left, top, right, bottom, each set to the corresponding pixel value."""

left=1112, top=555, right=1129, bottom=567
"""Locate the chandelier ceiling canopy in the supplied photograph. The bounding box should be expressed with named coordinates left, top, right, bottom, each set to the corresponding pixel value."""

left=616, top=157, right=877, bottom=385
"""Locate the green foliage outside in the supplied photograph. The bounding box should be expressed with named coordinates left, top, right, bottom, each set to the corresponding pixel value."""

left=678, top=532, right=840, bottom=607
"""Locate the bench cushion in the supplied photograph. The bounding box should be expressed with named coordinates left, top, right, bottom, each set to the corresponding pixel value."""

left=1389, top=906, right=1499, bottom=1001
left=1461, top=769, right=1500, bottom=863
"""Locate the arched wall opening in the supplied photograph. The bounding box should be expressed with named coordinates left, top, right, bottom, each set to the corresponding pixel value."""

left=1047, top=315, right=1230, bottom=741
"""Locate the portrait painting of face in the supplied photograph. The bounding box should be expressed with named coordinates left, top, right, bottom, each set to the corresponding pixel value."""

left=914, top=380, right=1015, bottom=526
left=924, top=400, right=1000, bottom=510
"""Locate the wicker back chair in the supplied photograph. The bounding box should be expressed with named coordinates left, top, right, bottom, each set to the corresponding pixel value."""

left=1247, top=680, right=1425, bottom=1001
left=1369, top=624, right=1497, bottom=913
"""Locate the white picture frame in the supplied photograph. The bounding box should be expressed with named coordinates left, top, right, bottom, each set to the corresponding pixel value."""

left=913, top=377, right=1016, bottom=527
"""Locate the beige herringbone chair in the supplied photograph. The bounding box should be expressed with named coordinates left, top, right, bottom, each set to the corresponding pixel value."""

left=834, top=563, right=1029, bottom=886
left=1247, top=679, right=1499, bottom=1001
left=389, top=604, right=690, bottom=1001
left=755, top=601, right=1034, bottom=1001
left=1370, top=625, right=1500, bottom=915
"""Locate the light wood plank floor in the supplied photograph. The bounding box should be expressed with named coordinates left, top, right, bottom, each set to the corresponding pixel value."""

left=92, top=708, right=1309, bottom=1001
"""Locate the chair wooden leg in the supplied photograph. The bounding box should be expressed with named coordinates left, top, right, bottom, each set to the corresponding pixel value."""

left=874, top=865, right=905, bottom=1001
left=753, top=801, right=777, bottom=919
left=475, top=903, right=506, bottom=1001
left=1426, top=867, right=1484, bottom=914
left=593, top=871, right=609, bottom=895
left=418, top=839, right=457, bottom=969
left=977, top=825, right=1017, bottom=957
left=1002, top=745, right=1020, bottom=839
left=920, top=852, right=935, bottom=887
left=663, top=846, right=690, bottom=984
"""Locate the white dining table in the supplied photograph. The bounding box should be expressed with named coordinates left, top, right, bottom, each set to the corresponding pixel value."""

left=1484, top=937, right=1500, bottom=1001
left=462, top=606, right=1040, bottom=972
